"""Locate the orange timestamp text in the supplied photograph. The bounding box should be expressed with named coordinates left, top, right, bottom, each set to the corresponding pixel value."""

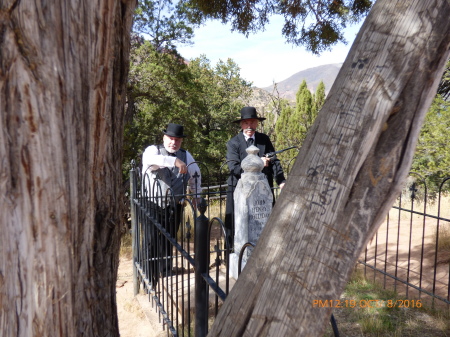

left=312, top=299, right=422, bottom=309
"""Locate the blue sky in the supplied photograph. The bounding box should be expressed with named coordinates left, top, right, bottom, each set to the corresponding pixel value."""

left=178, top=16, right=363, bottom=88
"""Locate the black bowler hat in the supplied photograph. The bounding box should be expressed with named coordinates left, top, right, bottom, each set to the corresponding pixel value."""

left=163, top=123, right=187, bottom=138
left=232, top=107, right=266, bottom=123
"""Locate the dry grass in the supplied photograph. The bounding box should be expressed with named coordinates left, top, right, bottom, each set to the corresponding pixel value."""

left=438, top=225, right=450, bottom=250
left=120, top=231, right=133, bottom=259
left=437, top=225, right=450, bottom=264
left=123, top=300, right=146, bottom=320
left=324, top=268, right=450, bottom=337
left=387, top=193, right=450, bottom=261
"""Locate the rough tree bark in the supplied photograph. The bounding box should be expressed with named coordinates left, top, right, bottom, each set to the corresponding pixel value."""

left=0, top=0, right=136, bottom=336
left=209, top=0, right=450, bottom=336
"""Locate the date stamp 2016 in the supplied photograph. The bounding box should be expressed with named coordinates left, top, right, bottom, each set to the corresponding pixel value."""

left=312, top=299, right=422, bottom=309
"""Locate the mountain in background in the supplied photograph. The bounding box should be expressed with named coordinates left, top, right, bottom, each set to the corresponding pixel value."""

left=261, top=63, right=342, bottom=101
left=244, top=63, right=343, bottom=113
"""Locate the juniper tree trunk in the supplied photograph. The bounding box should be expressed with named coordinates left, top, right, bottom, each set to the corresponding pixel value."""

left=209, top=0, right=450, bottom=336
left=0, top=0, right=136, bottom=336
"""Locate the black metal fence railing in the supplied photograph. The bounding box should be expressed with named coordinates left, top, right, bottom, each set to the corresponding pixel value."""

left=130, top=162, right=450, bottom=336
left=359, top=173, right=450, bottom=308
left=130, top=160, right=234, bottom=337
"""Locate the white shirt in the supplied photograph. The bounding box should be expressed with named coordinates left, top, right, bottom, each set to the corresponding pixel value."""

left=141, top=145, right=202, bottom=198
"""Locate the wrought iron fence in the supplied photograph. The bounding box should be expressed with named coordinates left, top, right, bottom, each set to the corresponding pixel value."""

left=130, top=160, right=235, bottom=336
left=359, top=173, right=450, bottom=308
left=130, top=162, right=450, bottom=336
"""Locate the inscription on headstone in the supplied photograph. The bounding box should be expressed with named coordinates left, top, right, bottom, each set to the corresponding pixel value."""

left=229, top=145, right=273, bottom=279
left=248, top=198, right=271, bottom=242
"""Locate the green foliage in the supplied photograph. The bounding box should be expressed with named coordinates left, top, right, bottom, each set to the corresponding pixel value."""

left=313, top=81, right=326, bottom=115
left=294, top=80, right=313, bottom=145
left=133, top=0, right=203, bottom=51
left=271, top=86, right=450, bottom=195
left=274, top=80, right=325, bottom=170
left=274, top=99, right=294, bottom=149
left=411, top=94, right=450, bottom=195
left=180, top=56, right=253, bottom=179
left=124, top=41, right=197, bottom=174
left=186, top=0, right=373, bottom=54
left=124, top=1, right=252, bottom=183
left=124, top=41, right=252, bottom=181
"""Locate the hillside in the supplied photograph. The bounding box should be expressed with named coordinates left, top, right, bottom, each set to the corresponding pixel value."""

left=261, top=63, right=342, bottom=102
left=242, top=87, right=274, bottom=114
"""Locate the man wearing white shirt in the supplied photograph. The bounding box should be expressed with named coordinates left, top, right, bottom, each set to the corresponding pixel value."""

left=141, top=123, right=201, bottom=282
left=142, top=123, right=202, bottom=203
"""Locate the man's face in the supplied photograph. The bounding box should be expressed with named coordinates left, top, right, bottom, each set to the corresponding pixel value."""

left=240, top=119, right=259, bottom=137
left=163, top=135, right=183, bottom=153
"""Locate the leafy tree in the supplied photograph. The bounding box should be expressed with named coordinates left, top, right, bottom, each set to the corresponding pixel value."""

left=124, top=44, right=253, bottom=181
left=124, top=0, right=204, bottom=177
left=294, top=80, right=314, bottom=144
left=274, top=80, right=326, bottom=170
left=2, top=0, right=447, bottom=336
left=313, top=80, right=326, bottom=115
left=411, top=94, right=450, bottom=196
left=274, top=99, right=296, bottom=171
left=133, top=0, right=203, bottom=52
left=1, top=0, right=136, bottom=335
left=208, top=1, right=449, bottom=335
left=185, top=0, right=373, bottom=54
left=125, top=1, right=253, bottom=182
left=124, top=40, right=199, bottom=176
left=274, top=98, right=294, bottom=147
left=177, top=56, right=253, bottom=180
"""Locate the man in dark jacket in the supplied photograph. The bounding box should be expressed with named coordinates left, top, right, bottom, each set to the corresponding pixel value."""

left=225, top=107, right=286, bottom=247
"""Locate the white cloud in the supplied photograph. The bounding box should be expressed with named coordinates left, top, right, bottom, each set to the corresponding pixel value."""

left=178, top=16, right=362, bottom=88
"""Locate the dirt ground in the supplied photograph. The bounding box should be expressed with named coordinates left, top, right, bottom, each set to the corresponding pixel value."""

left=115, top=208, right=449, bottom=336
left=116, top=257, right=166, bottom=337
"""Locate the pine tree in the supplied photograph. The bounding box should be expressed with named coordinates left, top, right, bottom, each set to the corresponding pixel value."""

left=313, top=81, right=326, bottom=116
left=274, top=98, right=297, bottom=172
left=274, top=80, right=327, bottom=171
left=411, top=94, right=450, bottom=197
left=295, top=80, right=313, bottom=145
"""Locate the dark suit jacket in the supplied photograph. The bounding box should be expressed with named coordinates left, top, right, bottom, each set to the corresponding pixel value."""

left=226, top=131, right=286, bottom=188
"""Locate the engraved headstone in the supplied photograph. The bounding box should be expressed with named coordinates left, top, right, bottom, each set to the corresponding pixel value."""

left=229, top=145, right=273, bottom=279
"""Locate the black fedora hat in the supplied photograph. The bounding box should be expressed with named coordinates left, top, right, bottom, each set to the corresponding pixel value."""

left=163, top=123, right=187, bottom=138
left=232, top=107, right=266, bottom=123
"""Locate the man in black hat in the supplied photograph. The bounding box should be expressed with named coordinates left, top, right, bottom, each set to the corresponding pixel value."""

left=225, top=107, right=286, bottom=249
left=142, top=123, right=201, bottom=191
left=142, top=123, right=202, bottom=284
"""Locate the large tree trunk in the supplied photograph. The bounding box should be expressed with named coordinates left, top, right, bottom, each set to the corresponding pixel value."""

left=0, top=0, right=136, bottom=336
left=209, top=0, right=450, bottom=336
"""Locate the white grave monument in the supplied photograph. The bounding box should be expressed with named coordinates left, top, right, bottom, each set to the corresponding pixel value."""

left=229, top=145, right=273, bottom=279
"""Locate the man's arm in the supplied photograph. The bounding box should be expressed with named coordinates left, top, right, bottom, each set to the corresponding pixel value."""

left=272, top=158, right=286, bottom=187
left=226, top=137, right=242, bottom=181
left=142, top=145, right=188, bottom=174
left=142, top=145, right=176, bottom=171
left=265, top=137, right=286, bottom=187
